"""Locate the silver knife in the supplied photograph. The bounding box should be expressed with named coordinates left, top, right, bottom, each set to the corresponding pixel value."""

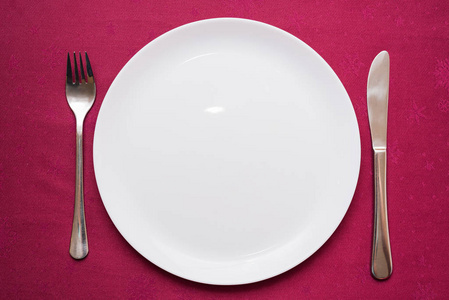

left=367, top=50, right=392, bottom=280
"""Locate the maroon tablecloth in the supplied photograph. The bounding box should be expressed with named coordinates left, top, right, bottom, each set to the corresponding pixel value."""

left=1, top=0, right=448, bottom=298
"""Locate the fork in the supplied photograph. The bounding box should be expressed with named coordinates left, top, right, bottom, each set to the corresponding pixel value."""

left=66, top=52, right=96, bottom=259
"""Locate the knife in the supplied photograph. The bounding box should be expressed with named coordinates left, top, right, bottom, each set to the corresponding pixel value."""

left=367, top=51, right=392, bottom=280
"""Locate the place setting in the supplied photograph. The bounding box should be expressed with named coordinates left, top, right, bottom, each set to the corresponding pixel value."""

left=5, top=1, right=449, bottom=297
left=66, top=18, right=391, bottom=285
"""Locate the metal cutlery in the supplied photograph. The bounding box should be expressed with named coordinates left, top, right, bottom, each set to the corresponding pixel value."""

left=367, top=50, right=392, bottom=280
left=66, top=52, right=96, bottom=259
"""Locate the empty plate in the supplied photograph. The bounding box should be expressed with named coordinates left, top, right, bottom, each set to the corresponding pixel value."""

left=94, top=18, right=360, bottom=285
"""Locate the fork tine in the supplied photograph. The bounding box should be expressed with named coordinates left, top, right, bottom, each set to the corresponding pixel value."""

left=73, top=52, right=79, bottom=84
left=79, top=52, right=85, bottom=83
left=66, top=53, right=72, bottom=84
left=85, top=52, right=94, bottom=83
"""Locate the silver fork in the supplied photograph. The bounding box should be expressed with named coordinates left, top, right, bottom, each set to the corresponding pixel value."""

left=66, top=52, right=96, bottom=259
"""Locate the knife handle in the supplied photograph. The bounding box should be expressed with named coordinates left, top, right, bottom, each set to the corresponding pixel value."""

left=371, top=149, right=392, bottom=279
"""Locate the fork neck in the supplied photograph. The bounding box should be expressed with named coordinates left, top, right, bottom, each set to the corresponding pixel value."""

left=75, top=117, right=85, bottom=135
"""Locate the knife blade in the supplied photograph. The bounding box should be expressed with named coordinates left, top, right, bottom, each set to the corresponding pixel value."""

left=367, top=51, right=392, bottom=280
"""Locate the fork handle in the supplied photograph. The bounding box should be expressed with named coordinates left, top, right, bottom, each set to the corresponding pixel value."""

left=371, top=150, right=392, bottom=279
left=70, top=120, right=89, bottom=259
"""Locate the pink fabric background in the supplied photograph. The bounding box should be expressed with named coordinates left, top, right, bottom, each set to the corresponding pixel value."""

left=1, top=0, right=448, bottom=298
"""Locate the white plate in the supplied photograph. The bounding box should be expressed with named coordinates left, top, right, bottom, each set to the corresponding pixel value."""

left=94, top=18, right=360, bottom=285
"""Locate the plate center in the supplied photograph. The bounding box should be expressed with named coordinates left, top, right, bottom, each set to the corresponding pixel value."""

left=121, top=52, right=331, bottom=260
